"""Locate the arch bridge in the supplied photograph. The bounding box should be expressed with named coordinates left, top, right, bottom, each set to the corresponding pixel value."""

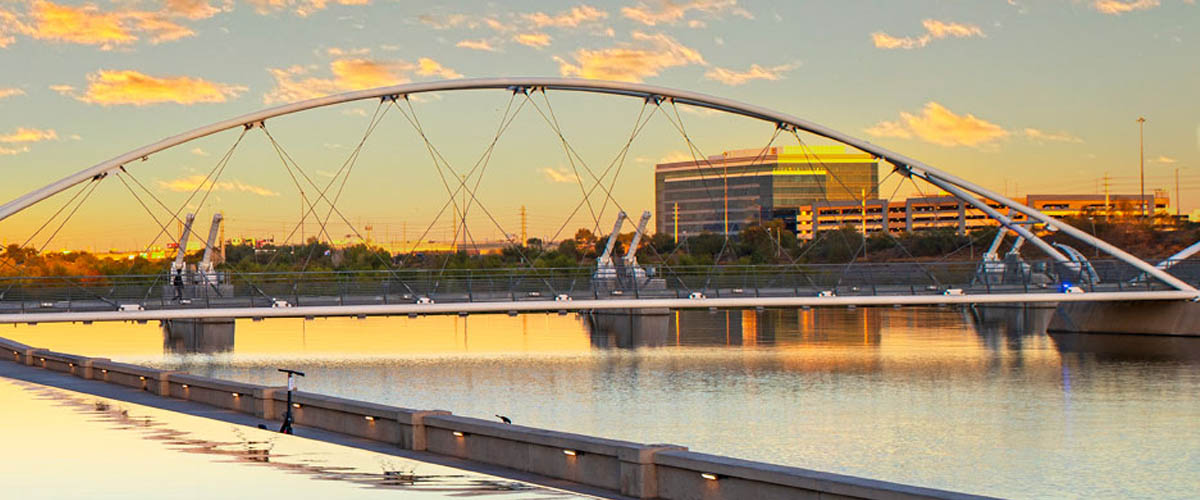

left=0, top=78, right=1194, bottom=325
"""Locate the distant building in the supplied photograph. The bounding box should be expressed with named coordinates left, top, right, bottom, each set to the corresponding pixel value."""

left=654, top=145, right=879, bottom=237
left=794, top=192, right=1173, bottom=240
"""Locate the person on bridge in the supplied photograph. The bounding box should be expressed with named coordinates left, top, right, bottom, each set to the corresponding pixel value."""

left=172, top=269, right=184, bottom=302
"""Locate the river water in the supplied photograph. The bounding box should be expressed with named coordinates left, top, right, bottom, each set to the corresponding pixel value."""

left=5, top=306, right=1198, bottom=499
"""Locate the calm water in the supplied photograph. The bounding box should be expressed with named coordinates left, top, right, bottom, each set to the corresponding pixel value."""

left=6, top=306, right=1199, bottom=499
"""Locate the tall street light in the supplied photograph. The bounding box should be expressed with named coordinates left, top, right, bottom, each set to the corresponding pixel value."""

left=1137, top=117, right=1146, bottom=219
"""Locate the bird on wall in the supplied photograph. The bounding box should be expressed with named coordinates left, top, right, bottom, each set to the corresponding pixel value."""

left=495, top=414, right=512, bottom=424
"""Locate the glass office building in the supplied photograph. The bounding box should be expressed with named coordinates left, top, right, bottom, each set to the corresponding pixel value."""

left=655, top=145, right=879, bottom=236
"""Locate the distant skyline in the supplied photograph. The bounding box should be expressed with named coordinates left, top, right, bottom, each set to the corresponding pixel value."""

left=1, top=0, right=1198, bottom=250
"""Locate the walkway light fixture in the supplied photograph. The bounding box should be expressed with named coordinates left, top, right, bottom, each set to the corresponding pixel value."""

left=701, top=473, right=719, bottom=481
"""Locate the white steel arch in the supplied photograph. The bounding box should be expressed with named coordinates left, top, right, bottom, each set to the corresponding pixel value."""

left=0, top=77, right=1191, bottom=292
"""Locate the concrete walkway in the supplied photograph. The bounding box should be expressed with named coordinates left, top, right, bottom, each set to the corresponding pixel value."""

left=0, top=360, right=630, bottom=500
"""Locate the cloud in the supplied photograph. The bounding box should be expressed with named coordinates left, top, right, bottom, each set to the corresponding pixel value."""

left=555, top=31, right=705, bottom=82
left=540, top=167, right=578, bottom=183
left=513, top=32, right=551, bottom=48
left=0, top=146, right=30, bottom=155
left=1091, top=0, right=1160, bottom=14
left=416, top=57, right=462, bottom=78
left=0, top=127, right=58, bottom=143
left=246, top=0, right=371, bottom=17
left=621, top=0, right=751, bottom=26
left=56, top=70, right=247, bottom=106
left=263, top=56, right=460, bottom=104
left=1023, top=128, right=1084, bottom=143
left=0, top=88, right=24, bottom=100
left=1153, top=155, right=1177, bottom=164
left=864, top=102, right=1009, bottom=148
left=704, top=62, right=797, bottom=85
left=663, top=151, right=695, bottom=163
left=163, top=0, right=228, bottom=20
left=190, top=147, right=209, bottom=156
left=456, top=39, right=497, bottom=51
left=326, top=46, right=370, bottom=57
left=0, top=1, right=195, bottom=49
left=522, top=5, right=608, bottom=28
left=872, top=19, right=984, bottom=50
left=157, top=175, right=280, bottom=197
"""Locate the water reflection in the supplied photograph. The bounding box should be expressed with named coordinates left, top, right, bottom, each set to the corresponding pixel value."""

left=163, top=319, right=236, bottom=354
left=4, top=308, right=1199, bottom=499
left=1051, top=332, right=1200, bottom=363
left=584, top=308, right=885, bottom=349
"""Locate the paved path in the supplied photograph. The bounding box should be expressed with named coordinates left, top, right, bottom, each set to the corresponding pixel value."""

left=0, top=360, right=629, bottom=500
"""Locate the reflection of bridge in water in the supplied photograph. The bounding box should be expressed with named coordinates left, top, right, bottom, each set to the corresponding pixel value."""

left=2, top=78, right=1198, bottom=335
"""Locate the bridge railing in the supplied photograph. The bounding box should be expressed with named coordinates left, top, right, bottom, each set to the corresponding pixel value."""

left=0, top=259, right=1189, bottom=312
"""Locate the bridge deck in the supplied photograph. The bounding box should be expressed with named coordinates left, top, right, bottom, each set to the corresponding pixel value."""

left=0, top=289, right=1192, bottom=324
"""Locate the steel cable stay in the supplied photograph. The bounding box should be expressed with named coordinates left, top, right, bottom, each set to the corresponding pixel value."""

left=521, top=91, right=709, bottom=295
left=787, top=129, right=944, bottom=288
left=390, top=95, right=550, bottom=283
left=0, top=177, right=116, bottom=305
left=0, top=180, right=93, bottom=297
left=535, top=98, right=659, bottom=250
left=257, top=124, right=416, bottom=296
left=528, top=88, right=657, bottom=236
left=521, top=90, right=693, bottom=294
left=755, top=167, right=905, bottom=293
left=660, top=100, right=782, bottom=293
left=404, top=93, right=520, bottom=263
left=297, top=100, right=390, bottom=272
left=530, top=88, right=606, bottom=235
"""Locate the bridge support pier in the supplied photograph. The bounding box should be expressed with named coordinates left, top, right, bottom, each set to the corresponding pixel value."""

left=1049, top=300, right=1200, bottom=336
left=163, top=318, right=236, bottom=353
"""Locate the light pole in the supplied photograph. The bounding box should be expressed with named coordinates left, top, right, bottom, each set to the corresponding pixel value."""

left=1137, top=117, right=1146, bottom=219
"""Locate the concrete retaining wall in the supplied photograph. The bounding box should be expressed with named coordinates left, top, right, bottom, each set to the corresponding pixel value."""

left=0, top=337, right=993, bottom=500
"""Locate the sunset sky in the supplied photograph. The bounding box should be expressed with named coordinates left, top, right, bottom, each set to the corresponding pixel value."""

left=1, top=0, right=1197, bottom=250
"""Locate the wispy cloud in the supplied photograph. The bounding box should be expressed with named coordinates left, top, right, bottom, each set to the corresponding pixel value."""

left=865, top=102, right=1009, bottom=148
left=157, top=175, right=279, bottom=197
left=522, top=5, right=607, bottom=28
left=263, top=54, right=461, bottom=104
left=0, top=127, right=58, bottom=143
left=513, top=32, right=551, bottom=48
left=0, top=146, right=30, bottom=155
left=190, top=147, right=209, bottom=156
left=1091, top=0, right=1160, bottom=15
left=416, top=57, right=462, bottom=78
left=872, top=19, right=984, bottom=50
left=55, top=70, right=247, bottom=106
left=456, top=39, right=497, bottom=51
left=555, top=31, right=705, bottom=82
left=246, top=0, right=371, bottom=17
left=163, top=0, right=229, bottom=20
left=0, top=0, right=195, bottom=50
left=540, top=167, right=578, bottom=183
left=704, top=62, right=797, bottom=85
left=1153, top=155, right=1178, bottom=164
left=621, top=0, right=751, bottom=26
left=1023, top=128, right=1084, bottom=143
left=0, top=88, right=25, bottom=100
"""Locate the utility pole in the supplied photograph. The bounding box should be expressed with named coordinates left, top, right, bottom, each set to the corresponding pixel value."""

left=1103, top=173, right=1111, bottom=220
left=1138, top=117, right=1146, bottom=219
left=519, top=205, right=527, bottom=245
left=723, top=164, right=729, bottom=237
left=1176, top=167, right=1181, bottom=217
left=861, top=188, right=868, bottom=259
left=673, top=202, right=679, bottom=242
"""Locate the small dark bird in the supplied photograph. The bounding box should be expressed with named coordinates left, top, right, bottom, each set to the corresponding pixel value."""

left=495, top=414, right=512, bottom=424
